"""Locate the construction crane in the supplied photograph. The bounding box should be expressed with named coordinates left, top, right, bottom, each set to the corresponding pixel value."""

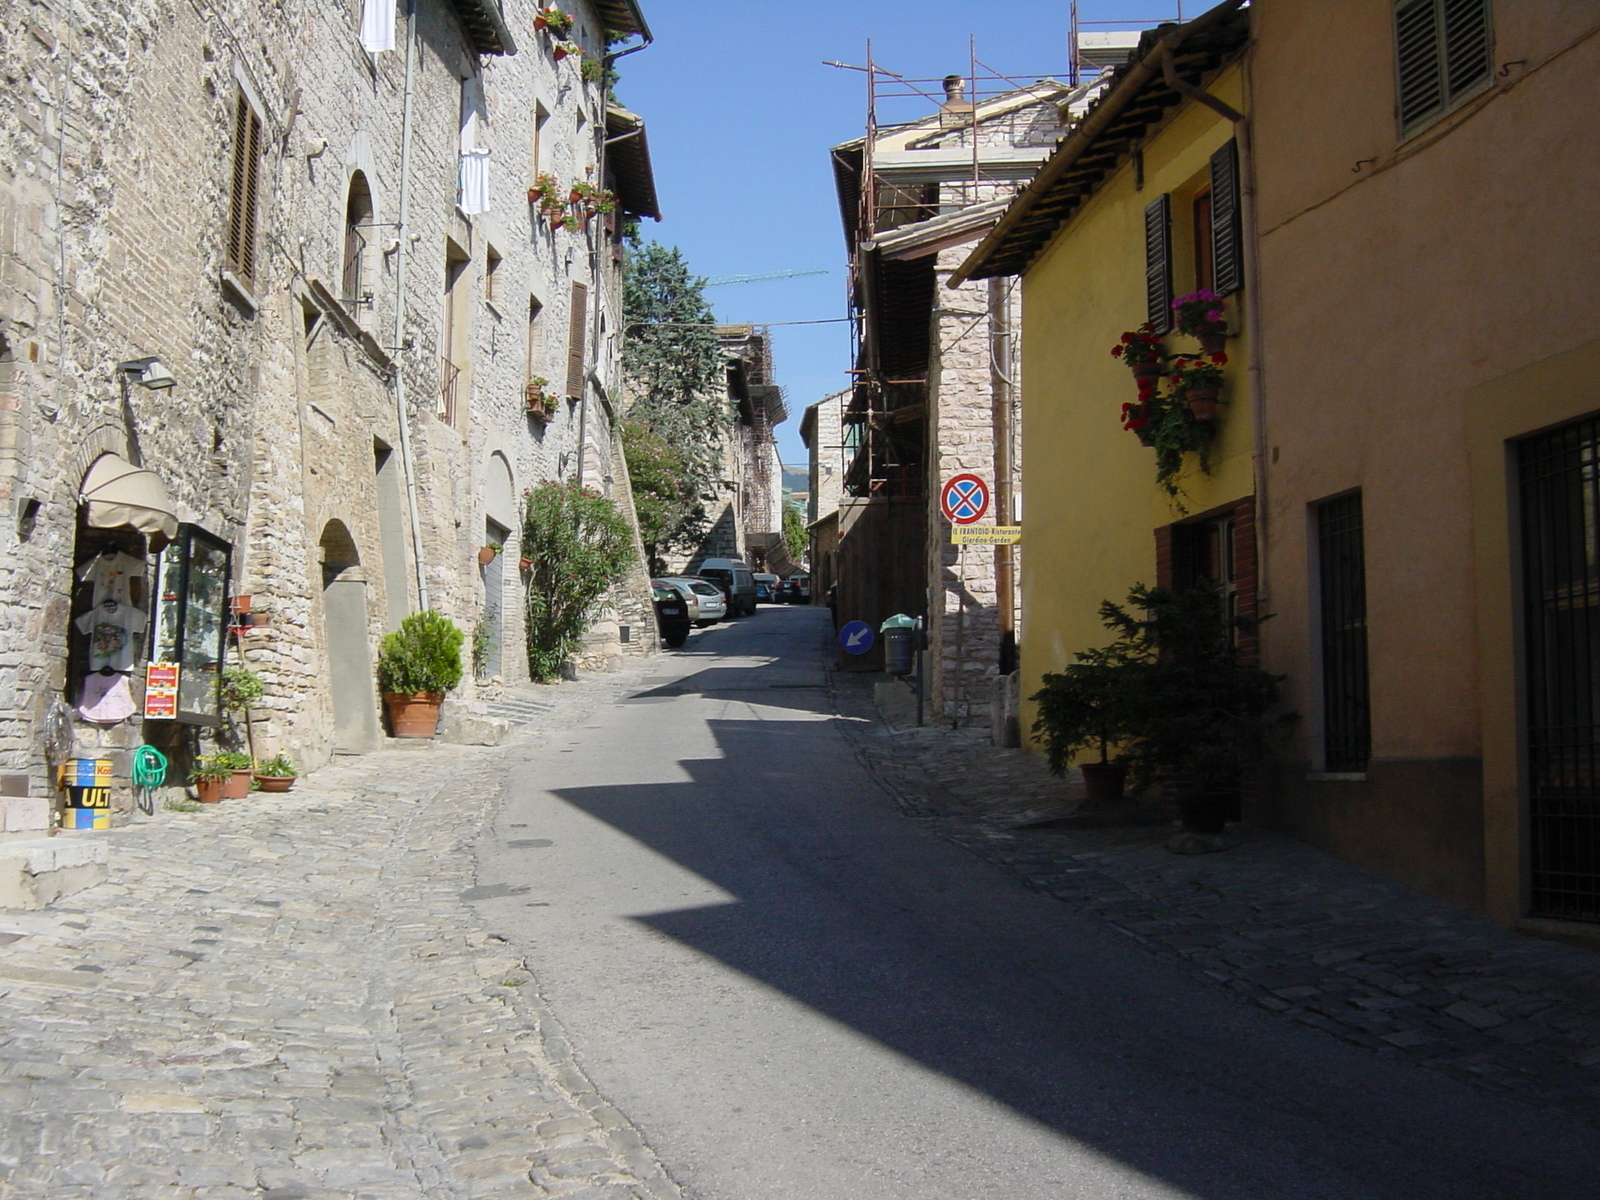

left=703, top=268, right=829, bottom=287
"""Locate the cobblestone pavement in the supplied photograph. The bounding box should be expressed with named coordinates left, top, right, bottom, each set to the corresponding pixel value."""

left=0, top=664, right=681, bottom=1200
left=835, top=671, right=1600, bottom=1134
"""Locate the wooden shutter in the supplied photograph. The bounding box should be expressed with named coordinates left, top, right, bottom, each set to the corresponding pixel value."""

left=564, top=281, right=588, bottom=399
left=1441, top=0, right=1492, bottom=101
left=227, top=91, right=263, bottom=286
left=1395, top=0, right=1443, bottom=131
left=1210, top=140, right=1243, bottom=297
left=1396, top=0, right=1490, bottom=134
left=1144, top=194, right=1172, bottom=333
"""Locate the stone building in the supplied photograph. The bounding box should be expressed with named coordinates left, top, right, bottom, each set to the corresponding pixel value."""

left=0, top=0, right=659, bottom=843
left=828, top=75, right=1097, bottom=708
left=661, top=326, right=788, bottom=577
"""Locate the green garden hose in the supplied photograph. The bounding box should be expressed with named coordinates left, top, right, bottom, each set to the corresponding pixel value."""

left=131, top=745, right=168, bottom=816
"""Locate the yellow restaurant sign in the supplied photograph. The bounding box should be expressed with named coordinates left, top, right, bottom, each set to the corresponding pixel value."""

left=950, top=525, right=1021, bottom=546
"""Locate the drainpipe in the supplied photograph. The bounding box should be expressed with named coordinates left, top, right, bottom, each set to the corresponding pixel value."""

left=988, top=278, right=1016, bottom=668
left=390, top=0, right=429, bottom=612
left=1158, top=37, right=1268, bottom=607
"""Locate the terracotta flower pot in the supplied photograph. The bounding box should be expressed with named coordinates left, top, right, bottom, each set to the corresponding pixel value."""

left=1080, top=762, right=1128, bottom=806
left=229, top=594, right=252, bottom=614
left=222, top=768, right=253, bottom=800
left=478, top=546, right=498, bottom=566
left=195, top=778, right=225, bottom=804
left=1129, top=360, right=1164, bottom=388
left=384, top=692, right=442, bottom=739
left=254, top=774, right=295, bottom=793
left=1186, top=387, right=1220, bottom=419
left=534, top=12, right=548, bottom=29
left=519, top=556, right=534, bottom=572
left=553, top=45, right=569, bottom=60
left=1176, top=789, right=1236, bottom=835
left=249, top=612, right=271, bottom=626
left=1197, top=328, right=1228, bottom=354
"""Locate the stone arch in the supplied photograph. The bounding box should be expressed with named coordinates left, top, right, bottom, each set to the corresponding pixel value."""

left=485, top=451, right=515, bottom=529
left=318, top=518, right=380, bottom=751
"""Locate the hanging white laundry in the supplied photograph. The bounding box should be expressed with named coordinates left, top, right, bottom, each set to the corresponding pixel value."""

left=458, top=74, right=492, bottom=214
left=459, top=151, right=491, bottom=215
left=360, top=0, right=395, bottom=53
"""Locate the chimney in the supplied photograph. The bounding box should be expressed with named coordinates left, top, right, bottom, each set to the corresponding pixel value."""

left=940, top=74, right=974, bottom=127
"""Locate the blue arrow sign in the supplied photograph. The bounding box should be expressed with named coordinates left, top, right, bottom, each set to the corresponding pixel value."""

left=839, top=620, right=875, bottom=655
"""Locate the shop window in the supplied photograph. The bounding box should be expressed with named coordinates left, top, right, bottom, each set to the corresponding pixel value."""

left=149, top=524, right=233, bottom=725
left=69, top=525, right=150, bottom=725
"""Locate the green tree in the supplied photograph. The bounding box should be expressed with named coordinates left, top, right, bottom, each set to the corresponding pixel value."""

left=622, top=421, right=705, bottom=575
left=622, top=242, right=731, bottom=525
left=521, top=481, right=635, bottom=682
left=782, top=500, right=808, bottom=563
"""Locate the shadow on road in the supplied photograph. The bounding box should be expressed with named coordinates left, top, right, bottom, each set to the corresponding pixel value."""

left=544, top=713, right=1600, bottom=1200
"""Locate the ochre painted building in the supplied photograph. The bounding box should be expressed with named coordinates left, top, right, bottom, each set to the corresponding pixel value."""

left=954, top=7, right=1255, bottom=767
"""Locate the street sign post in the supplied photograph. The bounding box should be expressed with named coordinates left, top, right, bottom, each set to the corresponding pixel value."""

left=940, top=474, right=990, bottom=526
left=839, top=620, right=875, bottom=655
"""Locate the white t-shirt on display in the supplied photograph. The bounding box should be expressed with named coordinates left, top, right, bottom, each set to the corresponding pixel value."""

left=76, top=551, right=145, bottom=607
left=74, top=601, right=149, bottom=672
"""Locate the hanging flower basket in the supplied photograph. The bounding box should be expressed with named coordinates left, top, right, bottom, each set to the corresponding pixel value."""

left=552, top=40, right=580, bottom=61
left=1197, top=330, right=1228, bottom=355
left=478, top=544, right=503, bottom=566
left=1186, top=387, right=1221, bottom=419
left=1173, top=290, right=1229, bottom=353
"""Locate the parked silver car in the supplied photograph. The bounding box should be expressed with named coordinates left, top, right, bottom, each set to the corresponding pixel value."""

left=656, top=577, right=727, bottom=626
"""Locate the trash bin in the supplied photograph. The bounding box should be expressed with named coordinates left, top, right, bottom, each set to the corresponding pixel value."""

left=880, top=613, right=918, bottom=676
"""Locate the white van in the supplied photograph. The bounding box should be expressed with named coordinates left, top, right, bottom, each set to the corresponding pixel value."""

left=696, top=558, right=758, bottom=618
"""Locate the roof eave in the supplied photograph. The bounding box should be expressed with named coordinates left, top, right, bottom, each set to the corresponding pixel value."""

left=949, top=0, right=1247, bottom=287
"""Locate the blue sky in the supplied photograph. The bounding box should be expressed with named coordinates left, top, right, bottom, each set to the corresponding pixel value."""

left=616, top=1, right=1188, bottom=467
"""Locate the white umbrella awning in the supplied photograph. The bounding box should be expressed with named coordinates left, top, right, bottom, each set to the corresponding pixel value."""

left=79, top=454, right=179, bottom=539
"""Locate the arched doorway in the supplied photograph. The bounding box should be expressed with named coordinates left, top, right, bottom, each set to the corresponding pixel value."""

left=481, top=453, right=516, bottom=680
left=320, top=519, right=381, bottom=751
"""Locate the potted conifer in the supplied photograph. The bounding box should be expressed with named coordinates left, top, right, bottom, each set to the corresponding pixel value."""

left=376, top=611, right=465, bottom=738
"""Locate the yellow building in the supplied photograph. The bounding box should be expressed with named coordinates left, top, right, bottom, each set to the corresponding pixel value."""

left=953, top=3, right=1255, bottom=773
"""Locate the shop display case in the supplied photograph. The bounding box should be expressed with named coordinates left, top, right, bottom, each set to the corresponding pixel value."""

left=149, top=524, right=232, bottom=725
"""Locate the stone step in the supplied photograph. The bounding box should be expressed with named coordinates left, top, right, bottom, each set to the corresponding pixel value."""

left=0, top=837, right=110, bottom=910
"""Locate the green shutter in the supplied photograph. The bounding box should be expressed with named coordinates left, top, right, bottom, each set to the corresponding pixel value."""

left=1210, top=140, right=1243, bottom=298
left=1144, top=194, right=1172, bottom=333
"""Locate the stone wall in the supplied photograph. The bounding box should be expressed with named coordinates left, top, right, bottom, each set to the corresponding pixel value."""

left=0, top=0, right=660, bottom=815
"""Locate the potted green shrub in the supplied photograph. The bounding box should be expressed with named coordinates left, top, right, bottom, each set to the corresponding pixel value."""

left=213, top=750, right=255, bottom=799
left=189, top=756, right=232, bottom=804
left=1031, top=651, right=1143, bottom=806
left=376, top=610, right=465, bottom=738
left=1105, top=582, right=1287, bottom=834
left=253, top=753, right=298, bottom=793
left=1037, top=582, right=1287, bottom=833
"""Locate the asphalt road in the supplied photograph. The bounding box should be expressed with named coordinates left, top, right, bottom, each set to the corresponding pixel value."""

left=473, top=605, right=1600, bottom=1200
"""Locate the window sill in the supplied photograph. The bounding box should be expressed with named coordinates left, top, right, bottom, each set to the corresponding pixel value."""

left=220, top=270, right=259, bottom=316
left=1306, top=772, right=1367, bottom=782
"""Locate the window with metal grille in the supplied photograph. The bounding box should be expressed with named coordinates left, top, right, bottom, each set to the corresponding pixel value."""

left=226, top=89, right=264, bottom=289
left=1144, top=193, right=1172, bottom=333
left=1394, top=0, right=1493, bottom=137
left=1520, top=417, right=1600, bottom=922
left=1318, top=492, right=1371, bottom=772
left=342, top=172, right=372, bottom=310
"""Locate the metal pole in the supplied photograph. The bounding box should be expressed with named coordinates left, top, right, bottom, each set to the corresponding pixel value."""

left=916, top=614, right=925, bottom=727
left=990, top=278, right=1015, bottom=670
